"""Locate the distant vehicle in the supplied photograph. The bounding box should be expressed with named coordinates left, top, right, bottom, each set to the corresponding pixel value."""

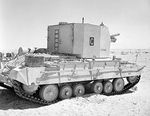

left=33, top=48, right=48, bottom=54
left=6, top=53, right=12, bottom=57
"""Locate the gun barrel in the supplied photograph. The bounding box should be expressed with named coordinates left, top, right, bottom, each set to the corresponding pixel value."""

left=111, top=33, right=120, bottom=37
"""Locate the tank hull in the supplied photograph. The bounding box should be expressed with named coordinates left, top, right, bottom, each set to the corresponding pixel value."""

left=8, top=58, right=144, bottom=86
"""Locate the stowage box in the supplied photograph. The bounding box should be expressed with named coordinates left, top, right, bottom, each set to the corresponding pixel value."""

left=47, top=23, right=111, bottom=58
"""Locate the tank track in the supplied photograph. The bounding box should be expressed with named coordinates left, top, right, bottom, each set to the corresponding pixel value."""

left=13, top=81, right=57, bottom=105
left=12, top=76, right=140, bottom=105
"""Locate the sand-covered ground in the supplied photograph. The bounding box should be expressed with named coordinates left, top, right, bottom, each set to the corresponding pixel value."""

left=0, top=49, right=150, bottom=116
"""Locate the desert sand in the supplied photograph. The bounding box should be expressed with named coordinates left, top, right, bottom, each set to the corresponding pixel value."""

left=0, top=49, right=150, bottom=116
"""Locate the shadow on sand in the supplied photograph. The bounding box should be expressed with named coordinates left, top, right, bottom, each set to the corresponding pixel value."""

left=0, top=88, right=134, bottom=110
left=0, top=88, right=43, bottom=110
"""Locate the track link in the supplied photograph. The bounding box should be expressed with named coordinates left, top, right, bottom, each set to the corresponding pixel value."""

left=13, top=81, right=57, bottom=105
left=12, top=76, right=140, bottom=105
left=104, top=76, right=140, bottom=96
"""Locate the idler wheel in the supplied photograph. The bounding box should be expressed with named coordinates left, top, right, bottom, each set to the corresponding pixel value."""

left=127, top=76, right=138, bottom=83
left=39, top=85, right=58, bottom=102
left=73, top=84, right=85, bottom=97
left=103, top=81, right=113, bottom=94
left=91, top=81, right=103, bottom=94
left=22, top=83, right=38, bottom=95
left=113, top=78, right=124, bottom=92
left=59, top=85, right=72, bottom=99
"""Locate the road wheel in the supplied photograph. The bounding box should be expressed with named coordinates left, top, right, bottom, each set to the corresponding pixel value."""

left=73, top=84, right=85, bottom=97
left=113, top=78, right=124, bottom=92
left=22, top=83, right=38, bottom=95
left=59, top=85, right=72, bottom=99
left=91, top=81, right=103, bottom=94
left=127, top=76, right=138, bottom=83
left=39, top=84, right=58, bottom=102
left=103, top=81, right=113, bottom=94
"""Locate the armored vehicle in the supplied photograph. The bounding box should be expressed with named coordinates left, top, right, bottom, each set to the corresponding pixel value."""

left=0, top=22, right=144, bottom=104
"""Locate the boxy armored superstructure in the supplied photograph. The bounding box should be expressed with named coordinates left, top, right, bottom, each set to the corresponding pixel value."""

left=0, top=21, right=144, bottom=104
left=47, top=22, right=111, bottom=58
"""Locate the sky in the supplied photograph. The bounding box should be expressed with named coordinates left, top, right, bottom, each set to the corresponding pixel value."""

left=0, top=0, right=150, bottom=52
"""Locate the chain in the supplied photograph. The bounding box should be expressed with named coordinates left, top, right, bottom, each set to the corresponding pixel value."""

left=12, top=76, right=140, bottom=105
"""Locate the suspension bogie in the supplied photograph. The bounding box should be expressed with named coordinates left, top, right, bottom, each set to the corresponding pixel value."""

left=16, top=75, right=140, bottom=104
